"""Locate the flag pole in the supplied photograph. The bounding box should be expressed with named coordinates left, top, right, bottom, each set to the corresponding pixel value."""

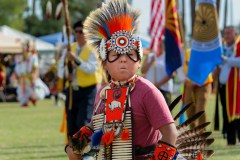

left=61, top=0, right=73, bottom=110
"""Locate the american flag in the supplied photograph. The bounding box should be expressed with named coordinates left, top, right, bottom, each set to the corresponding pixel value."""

left=150, top=0, right=165, bottom=53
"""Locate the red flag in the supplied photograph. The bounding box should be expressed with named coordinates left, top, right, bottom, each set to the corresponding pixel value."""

left=150, top=0, right=165, bottom=53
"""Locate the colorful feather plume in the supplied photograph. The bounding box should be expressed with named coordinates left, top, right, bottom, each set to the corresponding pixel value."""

left=83, top=0, right=140, bottom=53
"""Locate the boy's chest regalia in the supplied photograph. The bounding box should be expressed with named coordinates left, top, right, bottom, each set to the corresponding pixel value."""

left=92, top=80, right=135, bottom=160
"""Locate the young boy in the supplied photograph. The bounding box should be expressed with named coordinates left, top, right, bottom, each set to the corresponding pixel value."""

left=65, top=0, right=178, bottom=159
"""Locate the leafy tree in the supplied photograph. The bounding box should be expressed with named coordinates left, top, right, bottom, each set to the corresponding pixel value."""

left=68, top=0, right=100, bottom=23
left=0, top=0, right=27, bottom=30
left=24, top=14, right=64, bottom=37
left=24, top=0, right=99, bottom=36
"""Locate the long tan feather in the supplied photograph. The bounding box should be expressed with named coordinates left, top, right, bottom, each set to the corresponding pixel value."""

left=176, top=131, right=212, bottom=145
left=178, top=138, right=214, bottom=151
left=177, top=122, right=211, bottom=140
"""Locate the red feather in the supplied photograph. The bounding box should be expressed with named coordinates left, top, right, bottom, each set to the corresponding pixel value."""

left=101, top=131, right=115, bottom=146
left=121, top=128, right=129, bottom=140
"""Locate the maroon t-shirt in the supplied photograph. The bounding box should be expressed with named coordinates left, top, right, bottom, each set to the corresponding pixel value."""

left=93, top=76, right=174, bottom=147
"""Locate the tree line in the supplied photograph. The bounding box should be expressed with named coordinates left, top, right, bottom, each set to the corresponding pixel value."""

left=0, top=0, right=100, bottom=36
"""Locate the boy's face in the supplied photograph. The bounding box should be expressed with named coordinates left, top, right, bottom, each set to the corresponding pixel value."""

left=104, top=50, right=141, bottom=81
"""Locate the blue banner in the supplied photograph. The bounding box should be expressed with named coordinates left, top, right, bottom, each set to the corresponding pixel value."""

left=187, top=0, right=222, bottom=86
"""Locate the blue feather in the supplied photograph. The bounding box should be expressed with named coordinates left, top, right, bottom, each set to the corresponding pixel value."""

left=179, top=104, right=186, bottom=125
left=103, top=23, right=111, bottom=38
left=91, top=129, right=103, bottom=147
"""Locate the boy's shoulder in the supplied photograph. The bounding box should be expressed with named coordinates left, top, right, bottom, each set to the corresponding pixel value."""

left=135, top=76, right=156, bottom=91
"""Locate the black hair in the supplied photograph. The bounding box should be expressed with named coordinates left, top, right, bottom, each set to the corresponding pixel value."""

left=73, top=20, right=84, bottom=30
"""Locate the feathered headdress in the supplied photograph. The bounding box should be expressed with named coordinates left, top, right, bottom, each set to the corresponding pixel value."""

left=83, top=0, right=143, bottom=61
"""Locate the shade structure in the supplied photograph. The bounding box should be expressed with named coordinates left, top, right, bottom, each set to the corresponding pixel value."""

left=38, top=32, right=74, bottom=46
left=0, top=25, right=55, bottom=54
left=0, top=33, right=22, bottom=54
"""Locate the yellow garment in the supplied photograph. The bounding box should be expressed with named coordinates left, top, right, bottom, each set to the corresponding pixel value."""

left=0, top=64, right=6, bottom=73
left=57, top=78, right=64, bottom=92
left=57, top=43, right=103, bottom=91
left=184, top=48, right=213, bottom=85
left=71, top=43, right=102, bottom=87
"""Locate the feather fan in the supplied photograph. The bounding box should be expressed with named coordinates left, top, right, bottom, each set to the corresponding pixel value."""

left=170, top=95, right=215, bottom=159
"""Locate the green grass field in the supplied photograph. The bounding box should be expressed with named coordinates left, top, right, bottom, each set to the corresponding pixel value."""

left=0, top=94, right=239, bottom=160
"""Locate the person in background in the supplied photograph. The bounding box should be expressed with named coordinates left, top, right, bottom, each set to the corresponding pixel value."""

left=57, top=19, right=102, bottom=139
left=141, top=39, right=174, bottom=106
left=15, top=40, right=39, bottom=107
left=44, top=63, right=59, bottom=106
left=65, top=0, right=178, bottom=159
left=183, top=48, right=212, bottom=129
left=215, top=26, right=240, bottom=145
left=0, top=62, right=6, bottom=102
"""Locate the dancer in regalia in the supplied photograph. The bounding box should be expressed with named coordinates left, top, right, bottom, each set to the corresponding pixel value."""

left=65, top=0, right=214, bottom=159
left=15, top=40, right=39, bottom=107
left=218, top=26, right=240, bottom=145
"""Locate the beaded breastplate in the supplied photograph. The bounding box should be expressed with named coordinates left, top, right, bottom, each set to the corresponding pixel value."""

left=92, top=76, right=136, bottom=160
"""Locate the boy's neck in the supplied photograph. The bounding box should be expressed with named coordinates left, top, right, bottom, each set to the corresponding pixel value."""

left=110, top=75, right=137, bottom=87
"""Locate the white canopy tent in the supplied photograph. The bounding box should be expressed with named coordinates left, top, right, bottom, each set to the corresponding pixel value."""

left=0, top=25, right=55, bottom=54
left=0, top=33, right=22, bottom=54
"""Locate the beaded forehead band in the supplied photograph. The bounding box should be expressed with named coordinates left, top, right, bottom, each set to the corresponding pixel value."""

left=83, top=0, right=143, bottom=61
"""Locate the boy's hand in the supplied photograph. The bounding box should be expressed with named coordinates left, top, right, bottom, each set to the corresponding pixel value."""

left=66, top=145, right=82, bottom=160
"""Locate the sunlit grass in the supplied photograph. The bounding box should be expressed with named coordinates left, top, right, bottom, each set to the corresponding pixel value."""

left=0, top=93, right=239, bottom=160
left=0, top=99, right=66, bottom=160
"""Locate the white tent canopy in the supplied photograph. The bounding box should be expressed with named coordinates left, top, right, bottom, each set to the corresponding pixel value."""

left=0, top=25, right=55, bottom=54
left=0, top=33, right=22, bottom=54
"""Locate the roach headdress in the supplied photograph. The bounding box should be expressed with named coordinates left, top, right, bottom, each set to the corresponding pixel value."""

left=83, top=0, right=143, bottom=61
